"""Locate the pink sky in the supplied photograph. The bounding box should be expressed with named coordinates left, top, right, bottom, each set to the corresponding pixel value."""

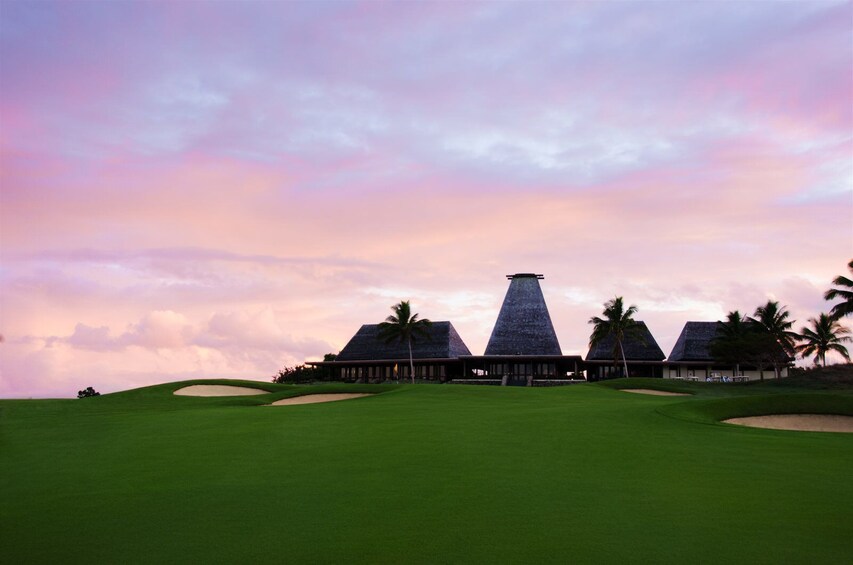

left=1, top=1, right=851, bottom=397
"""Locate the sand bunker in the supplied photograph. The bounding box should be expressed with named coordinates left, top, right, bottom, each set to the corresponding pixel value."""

left=269, top=393, right=373, bottom=406
left=174, top=385, right=268, bottom=397
left=622, top=389, right=691, bottom=397
left=724, top=414, right=853, bottom=433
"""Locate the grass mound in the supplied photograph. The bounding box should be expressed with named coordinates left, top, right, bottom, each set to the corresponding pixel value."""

left=659, top=393, right=853, bottom=427
left=772, top=363, right=853, bottom=390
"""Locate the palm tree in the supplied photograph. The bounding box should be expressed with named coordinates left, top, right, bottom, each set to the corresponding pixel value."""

left=589, top=297, right=640, bottom=378
left=796, top=313, right=851, bottom=367
left=719, top=310, right=749, bottom=338
left=378, top=301, right=432, bottom=384
left=711, top=310, right=750, bottom=376
left=824, top=259, right=853, bottom=319
left=748, top=300, right=798, bottom=356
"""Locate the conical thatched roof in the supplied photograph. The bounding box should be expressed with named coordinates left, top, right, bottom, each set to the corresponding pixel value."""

left=585, top=321, right=666, bottom=361
left=484, top=274, right=562, bottom=356
left=336, top=321, right=472, bottom=361
left=667, top=321, right=723, bottom=362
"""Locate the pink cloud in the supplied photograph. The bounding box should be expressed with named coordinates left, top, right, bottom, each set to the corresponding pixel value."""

left=65, top=324, right=114, bottom=351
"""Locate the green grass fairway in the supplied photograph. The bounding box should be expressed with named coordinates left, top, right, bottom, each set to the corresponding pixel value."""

left=3, top=377, right=853, bottom=563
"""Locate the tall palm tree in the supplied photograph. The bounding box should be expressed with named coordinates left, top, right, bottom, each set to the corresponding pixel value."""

left=824, top=259, right=853, bottom=319
left=589, top=297, right=640, bottom=378
left=748, top=300, right=798, bottom=357
left=719, top=310, right=749, bottom=338
left=378, top=300, right=432, bottom=384
left=796, top=313, right=851, bottom=367
left=711, top=310, right=750, bottom=376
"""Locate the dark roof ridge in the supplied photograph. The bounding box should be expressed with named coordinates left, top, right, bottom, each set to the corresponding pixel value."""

left=667, top=321, right=723, bottom=362
left=336, top=321, right=472, bottom=361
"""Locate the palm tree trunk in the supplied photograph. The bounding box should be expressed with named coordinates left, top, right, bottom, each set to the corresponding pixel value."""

left=408, top=338, right=415, bottom=385
left=620, top=340, right=629, bottom=378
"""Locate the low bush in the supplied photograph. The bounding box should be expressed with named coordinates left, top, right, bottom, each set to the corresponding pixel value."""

left=77, top=387, right=100, bottom=398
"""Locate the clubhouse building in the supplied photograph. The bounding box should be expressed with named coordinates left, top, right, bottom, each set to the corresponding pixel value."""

left=310, top=273, right=789, bottom=384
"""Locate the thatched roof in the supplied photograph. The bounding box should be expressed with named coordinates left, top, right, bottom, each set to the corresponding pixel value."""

left=585, top=321, right=666, bottom=361
left=484, top=274, right=562, bottom=356
left=667, top=321, right=723, bottom=362
left=335, top=321, right=472, bottom=361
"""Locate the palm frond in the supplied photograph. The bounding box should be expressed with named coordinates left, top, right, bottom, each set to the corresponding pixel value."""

left=828, top=343, right=852, bottom=362
left=824, top=260, right=853, bottom=319
left=750, top=300, right=797, bottom=355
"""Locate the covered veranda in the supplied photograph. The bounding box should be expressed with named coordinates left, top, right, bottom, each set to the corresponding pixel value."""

left=457, top=355, right=585, bottom=386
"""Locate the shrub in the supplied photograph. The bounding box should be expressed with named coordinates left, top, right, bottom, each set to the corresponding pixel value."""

left=77, top=387, right=100, bottom=398
left=273, top=353, right=338, bottom=383
left=272, top=365, right=318, bottom=384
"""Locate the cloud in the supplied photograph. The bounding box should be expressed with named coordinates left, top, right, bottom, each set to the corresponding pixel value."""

left=200, top=308, right=333, bottom=357
left=119, top=310, right=195, bottom=349
left=58, top=308, right=334, bottom=360
left=60, top=311, right=194, bottom=351
left=65, top=323, right=114, bottom=351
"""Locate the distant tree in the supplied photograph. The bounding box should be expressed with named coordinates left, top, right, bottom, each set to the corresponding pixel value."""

left=378, top=301, right=432, bottom=384
left=272, top=364, right=318, bottom=384
left=746, top=331, right=790, bottom=381
left=77, top=387, right=100, bottom=398
left=796, top=313, right=851, bottom=367
left=589, top=297, right=641, bottom=378
left=824, top=260, right=853, bottom=320
left=318, top=353, right=338, bottom=382
left=710, top=309, right=791, bottom=381
left=709, top=310, right=750, bottom=376
left=749, top=300, right=798, bottom=358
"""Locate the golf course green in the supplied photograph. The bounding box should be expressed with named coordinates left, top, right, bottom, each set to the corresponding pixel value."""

left=2, top=375, right=852, bottom=564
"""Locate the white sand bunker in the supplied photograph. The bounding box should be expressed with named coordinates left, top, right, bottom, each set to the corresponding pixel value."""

left=174, top=385, right=268, bottom=397
left=622, top=389, right=691, bottom=397
left=269, top=393, right=373, bottom=406
left=724, top=414, right=853, bottom=433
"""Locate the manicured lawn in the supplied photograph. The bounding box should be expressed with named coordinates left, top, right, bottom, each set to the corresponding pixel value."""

left=2, top=378, right=852, bottom=563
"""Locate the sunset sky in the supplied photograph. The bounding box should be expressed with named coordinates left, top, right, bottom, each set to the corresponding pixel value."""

left=1, top=0, right=851, bottom=397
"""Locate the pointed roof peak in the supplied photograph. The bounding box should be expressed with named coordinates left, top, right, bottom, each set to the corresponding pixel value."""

left=485, top=274, right=561, bottom=356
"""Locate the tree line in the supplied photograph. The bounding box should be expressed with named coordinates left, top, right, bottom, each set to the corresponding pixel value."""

left=589, top=260, right=852, bottom=378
